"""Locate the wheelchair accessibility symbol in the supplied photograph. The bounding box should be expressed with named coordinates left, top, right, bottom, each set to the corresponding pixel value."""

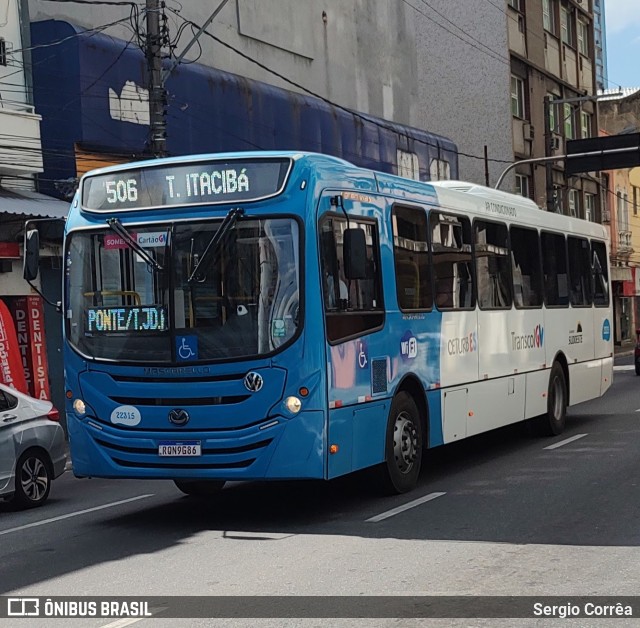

left=357, top=340, right=368, bottom=369
left=176, top=336, right=198, bottom=361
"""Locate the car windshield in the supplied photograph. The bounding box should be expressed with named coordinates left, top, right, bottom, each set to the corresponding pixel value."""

left=65, top=217, right=301, bottom=363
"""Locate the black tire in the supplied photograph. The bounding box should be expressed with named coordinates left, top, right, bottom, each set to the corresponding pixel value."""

left=174, top=479, right=226, bottom=497
left=535, top=362, right=567, bottom=436
left=12, top=449, right=52, bottom=509
left=375, top=391, right=423, bottom=494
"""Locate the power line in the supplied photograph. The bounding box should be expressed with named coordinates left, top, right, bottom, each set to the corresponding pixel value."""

left=167, top=8, right=512, bottom=166
left=410, top=0, right=510, bottom=66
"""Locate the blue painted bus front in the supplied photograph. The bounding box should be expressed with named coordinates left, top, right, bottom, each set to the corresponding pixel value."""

left=64, top=152, right=446, bottom=481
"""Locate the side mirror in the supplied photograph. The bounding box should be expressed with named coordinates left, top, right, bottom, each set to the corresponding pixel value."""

left=23, top=228, right=40, bottom=281
left=343, top=227, right=367, bottom=280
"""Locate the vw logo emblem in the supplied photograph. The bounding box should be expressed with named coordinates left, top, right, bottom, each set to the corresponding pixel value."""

left=168, top=408, right=190, bottom=426
left=244, top=371, right=263, bottom=392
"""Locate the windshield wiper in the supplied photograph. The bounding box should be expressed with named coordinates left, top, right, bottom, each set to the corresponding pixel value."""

left=188, top=207, right=244, bottom=283
left=106, top=218, right=163, bottom=272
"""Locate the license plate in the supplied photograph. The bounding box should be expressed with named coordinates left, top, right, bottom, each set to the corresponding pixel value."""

left=158, top=441, right=201, bottom=457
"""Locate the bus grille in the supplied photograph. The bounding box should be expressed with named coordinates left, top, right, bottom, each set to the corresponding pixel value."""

left=108, top=396, right=250, bottom=406
left=111, top=458, right=255, bottom=470
left=372, top=359, right=388, bottom=393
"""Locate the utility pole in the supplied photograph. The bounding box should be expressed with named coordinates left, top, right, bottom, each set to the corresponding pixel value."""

left=146, top=0, right=167, bottom=157
left=543, top=95, right=555, bottom=212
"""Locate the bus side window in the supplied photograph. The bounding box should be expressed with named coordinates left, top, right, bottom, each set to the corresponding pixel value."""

left=474, top=219, right=511, bottom=310
left=392, top=205, right=432, bottom=311
left=510, top=226, right=543, bottom=308
left=320, top=214, right=384, bottom=342
left=591, top=240, right=609, bottom=307
left=541, top=231, right=569, bottom=307
left=430, top=212, right=474, bottom=310
left=567, top=236, right=592, bottom=307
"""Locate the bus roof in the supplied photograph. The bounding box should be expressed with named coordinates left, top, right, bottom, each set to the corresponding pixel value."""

left=78, top=151, right=608, bottom=241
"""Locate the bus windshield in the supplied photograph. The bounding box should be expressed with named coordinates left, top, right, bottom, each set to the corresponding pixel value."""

left=66, top=217, right=301, bottom=363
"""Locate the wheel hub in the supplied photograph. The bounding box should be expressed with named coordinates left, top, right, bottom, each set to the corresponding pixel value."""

left=21, top=457, right=48, bottom=501
left=393, top=411, right=418, bottom=474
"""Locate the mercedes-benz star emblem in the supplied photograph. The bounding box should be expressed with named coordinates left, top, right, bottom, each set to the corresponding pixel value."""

left=168, top=408, right=190, bottom=426
left=244, top=371, right=264, bottom=392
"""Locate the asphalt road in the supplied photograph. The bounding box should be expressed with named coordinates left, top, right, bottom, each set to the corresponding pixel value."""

left=2, top=355, right=640, bottom=627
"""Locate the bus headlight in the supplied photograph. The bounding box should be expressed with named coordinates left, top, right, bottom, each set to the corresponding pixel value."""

left=73, top=398, right=86, bottom=416
left=284, top=396, right=302, bottom=414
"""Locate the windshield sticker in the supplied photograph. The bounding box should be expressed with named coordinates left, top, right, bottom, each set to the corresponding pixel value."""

left=176, top=335, right=198, bottom=361
left=104, top=232, right=167, bottom=250
left=110, top=405, right=141, bottom=427
left=271, top=319, right=286, bottom=337
left=86, top=306, right=167, bottom=333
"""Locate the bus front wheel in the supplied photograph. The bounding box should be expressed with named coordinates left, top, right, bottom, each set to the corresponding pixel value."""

left=536, top=362, right=567, bottom=436
left=375, top=391, right=423, bottom=494
left=174, top=480, right=226, bottom=497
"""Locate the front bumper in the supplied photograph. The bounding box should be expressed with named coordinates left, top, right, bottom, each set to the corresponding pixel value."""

left=68, top=410, right=325, bottom=481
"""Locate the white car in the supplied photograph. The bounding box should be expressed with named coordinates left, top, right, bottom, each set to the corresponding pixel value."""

left=0, top=383, right=66, bottom=508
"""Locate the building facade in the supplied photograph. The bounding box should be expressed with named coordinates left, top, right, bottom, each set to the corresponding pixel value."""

left=27, top=0, right=514, bottom=185
left=593, top=0, right=608, bottom=92
left=599, top=89, right=640, bottom=346
left=508, top=0, right=600, bottom=216
left=0, top=0, right=69, bottom=422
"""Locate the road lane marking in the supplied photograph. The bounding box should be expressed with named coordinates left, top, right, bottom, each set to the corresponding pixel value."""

left=101, top=609, right=166, bottom=628
left=0, top=495, right=154, bottom=537
left=544, top=434, right=588, bottom=450
left=101, top=619, right=147, bottom=628
left=366, top=491, right=446, bottom=522
left=613, top=365, right=635, bottom=371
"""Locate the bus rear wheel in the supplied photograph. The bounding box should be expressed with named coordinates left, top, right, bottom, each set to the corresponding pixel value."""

left=174, top=480, right=226, bottom=497
left=375, top=391, right=423, bottom=494
left=535, top=362, right=567, bottom=436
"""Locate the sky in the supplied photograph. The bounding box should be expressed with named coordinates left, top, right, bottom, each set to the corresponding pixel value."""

left=604, top=0, right=640, bottom=89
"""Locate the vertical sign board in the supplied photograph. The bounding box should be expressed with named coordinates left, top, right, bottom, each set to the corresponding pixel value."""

left=26, top=296, right=51, bottom=401
left=8, top=297, right=34, bottom=394
left=0, top=298, right=29, bottom=394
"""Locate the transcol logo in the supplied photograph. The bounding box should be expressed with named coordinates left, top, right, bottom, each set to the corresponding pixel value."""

left=511, top=324, right=544, bottom=351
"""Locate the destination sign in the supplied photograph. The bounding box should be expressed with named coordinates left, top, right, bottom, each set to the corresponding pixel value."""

left=86, top=306, right=167, bottom=334
left=81, top=158, right=292, bottom=211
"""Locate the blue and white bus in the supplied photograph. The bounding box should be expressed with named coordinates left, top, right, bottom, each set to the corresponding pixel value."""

left=27, top=152, right=612, bottom=495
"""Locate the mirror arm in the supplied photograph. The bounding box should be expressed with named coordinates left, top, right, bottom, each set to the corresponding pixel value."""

left=25, top=278, right=62, bottom=312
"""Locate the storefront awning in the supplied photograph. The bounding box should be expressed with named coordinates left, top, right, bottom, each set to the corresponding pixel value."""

left=611, top=266, right=633, bottom=282
left=0, top=188, right=68, bottom=219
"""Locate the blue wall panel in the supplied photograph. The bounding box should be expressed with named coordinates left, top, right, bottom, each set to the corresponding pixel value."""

left=31, top=20, right=458, bottom=198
